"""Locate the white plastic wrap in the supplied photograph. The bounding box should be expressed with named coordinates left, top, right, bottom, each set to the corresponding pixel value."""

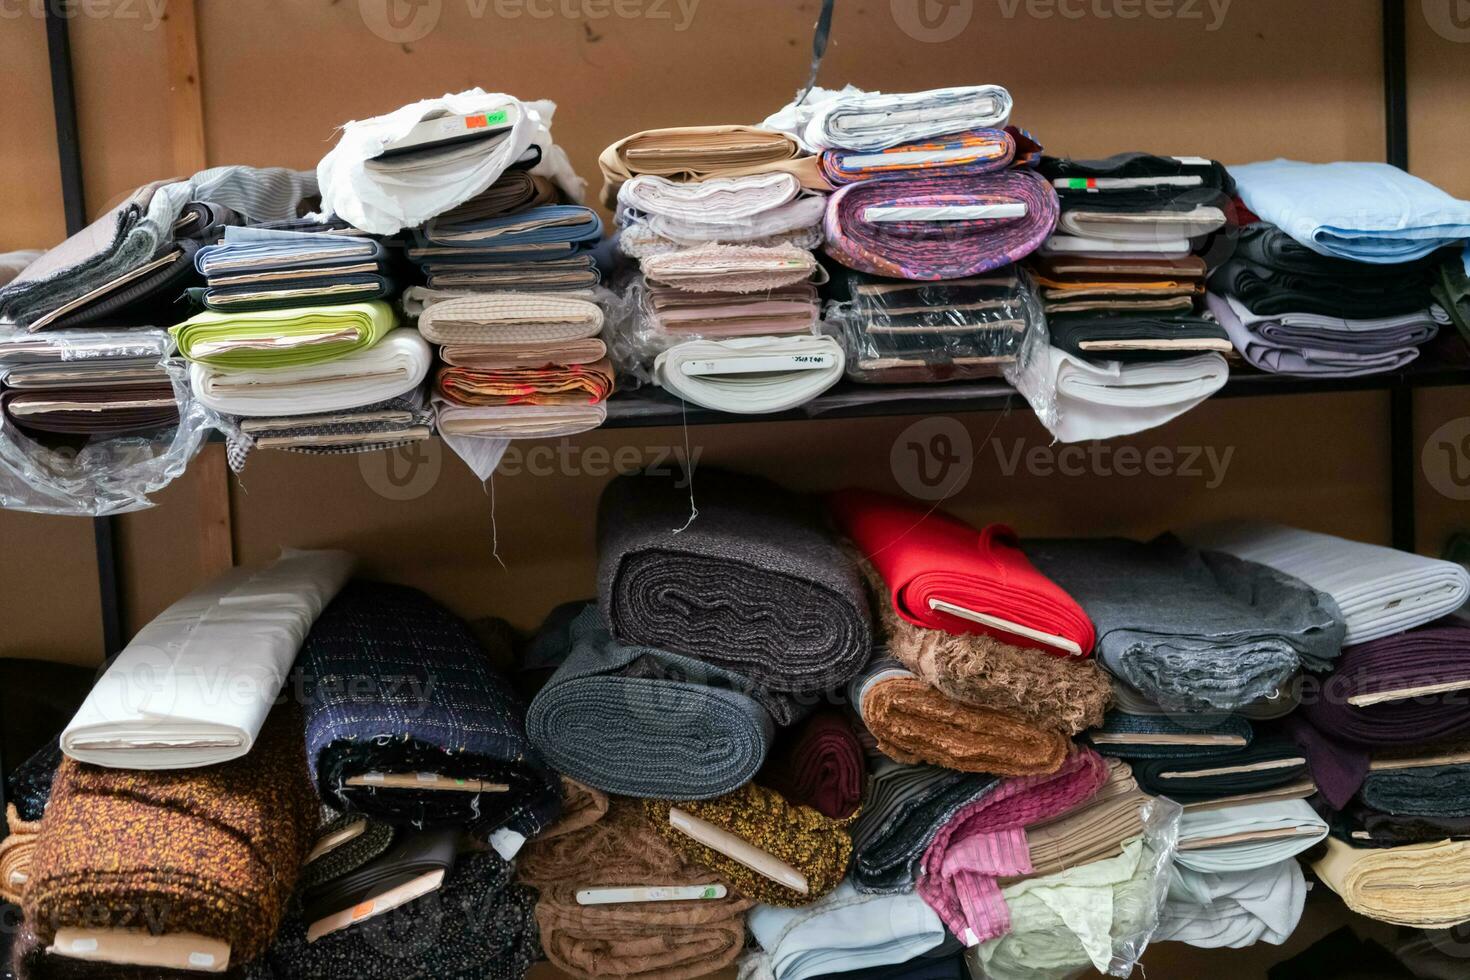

left=965, top=793, right=1182, bottom=980
left=0, top=353, right=211, bottom=516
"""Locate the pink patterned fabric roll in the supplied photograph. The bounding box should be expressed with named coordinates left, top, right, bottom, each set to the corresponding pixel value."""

left=823, top=170, right=1058, bottom=281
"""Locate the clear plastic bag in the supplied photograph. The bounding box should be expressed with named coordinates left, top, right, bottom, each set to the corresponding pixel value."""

left=965, top=793, right=1182, bottom=980
left=0, top=351, right=212, bottom=516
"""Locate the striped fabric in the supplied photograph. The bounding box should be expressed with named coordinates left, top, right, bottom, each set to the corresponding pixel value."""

left=916, top=747, right=1110, bottom=944
left=823, top=170, right=1058, bottom=280
left=820, top=129, right=1015, bottom=186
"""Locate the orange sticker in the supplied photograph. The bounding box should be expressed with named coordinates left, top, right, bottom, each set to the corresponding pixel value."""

left=351, top=901, right=375, bottom=920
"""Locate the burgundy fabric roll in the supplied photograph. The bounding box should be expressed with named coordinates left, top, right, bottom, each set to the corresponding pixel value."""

left=758, top=710, right=865, bottom=820
left=822, top=170, right=1058, bottom=281
left=1291, top=619, right=1470, bottom=809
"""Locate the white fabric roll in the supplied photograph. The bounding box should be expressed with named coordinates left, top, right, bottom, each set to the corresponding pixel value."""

left=61, top=549, right=354, bottom=769
left=316, top=88, right=584, bottom=235
left=654, top=335, right=844, bottom=414
left=618, top=172, right=803, bottom=220
left=1156, top=859, right=1306, bottom=949
left=1045, top=347, right=1227, bottom=443
left=1182, top=521, right=1470, bottom=644
left=1174, top=800, right=1327, bottom=873
left=763, top=85, right=1013, bottom=153
left=739, top=882, right=946, bottom=980
left=190, top=329, right=432, bottom=417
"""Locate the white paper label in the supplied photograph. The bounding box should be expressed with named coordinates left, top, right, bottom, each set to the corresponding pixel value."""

left=489, top=827, right=526, bottom=861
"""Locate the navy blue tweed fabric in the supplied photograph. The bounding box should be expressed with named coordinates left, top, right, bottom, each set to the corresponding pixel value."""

left=297, top=581, right=561, bottom=839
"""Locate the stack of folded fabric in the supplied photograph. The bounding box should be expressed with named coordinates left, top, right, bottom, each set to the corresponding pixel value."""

left=519, top=797, right=754, bottom=980
left=1431, top=245, right=1470, bottom=343
left=416, top=286, right=613, bottom=441
left=602, top=122, right=843, bottom=414
left=297, top=580, right=562, bottom=845
left=0, top=328, right=177, bottom=441
left=823, top=268, right=1045, bottom=385
left=20, top=706, right=317, bottom=977
left=193, top=229, right=392, bottom=312
left=174, top=299, right=434, bottom=471
left=1207, top=223, right=1445, bottom=377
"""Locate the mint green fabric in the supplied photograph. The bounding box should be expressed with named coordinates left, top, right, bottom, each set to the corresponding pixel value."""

left=171, top=300, right=397, bottom=369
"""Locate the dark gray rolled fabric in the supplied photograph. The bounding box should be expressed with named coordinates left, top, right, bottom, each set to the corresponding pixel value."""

left=1026, top=535, right=1344, bottom=714
left=1360, top=764, right=1470, bottom=819
left=850, top=757, right=1000, bottom=894
left=526, top=602, right=777, bottom=799
left=597, top=469, right=873, bottom=693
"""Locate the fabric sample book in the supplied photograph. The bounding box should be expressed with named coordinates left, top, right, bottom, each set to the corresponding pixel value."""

left=298, top=581, right=562, bottom=842
left=61, top=549, right=353, bottom=769
left=526, top=602, right=776, bottom=799
left=597, top=469, right=872, bottom=694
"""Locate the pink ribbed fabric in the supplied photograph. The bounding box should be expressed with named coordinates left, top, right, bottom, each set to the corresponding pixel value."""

left=916, top=746, right=1109, bottom=944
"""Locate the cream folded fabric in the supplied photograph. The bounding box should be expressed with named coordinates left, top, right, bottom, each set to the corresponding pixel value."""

left=434, top=398, right=607, bottom=437
left=1045, top=347, right=1229, bottom=443
left=190, top=329, right=431, bottom=417
left=61, top=549, right=354, bottom=769
left=764, top=85, right=1013, bottom=153
left=619, top=207, right=826, bottom=255
left=1314, top=836, right=1470, bottom=928
left=598, top=125, right=829, bottom=206
left=654, top=335, right=844, bottom=414
left=642, top=244, right=818, bottom=293
left=1057, top=206, right=1227, bottom=241
left=619, top=172, right=805, bottom=221
left=1175, top=799, right=1327, bottom=873
left=417, top=292, right=604, bottom=345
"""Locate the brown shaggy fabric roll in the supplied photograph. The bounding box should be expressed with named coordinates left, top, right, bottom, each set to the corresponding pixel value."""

left=537, top=776, right=612, bottom=842
left=519, top=798, right=751, bottom=980
left=859, top=555, right=1111, bottom=736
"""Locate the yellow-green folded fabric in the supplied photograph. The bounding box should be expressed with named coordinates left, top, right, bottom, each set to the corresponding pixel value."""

left=171, top=301, right=397, bottom=370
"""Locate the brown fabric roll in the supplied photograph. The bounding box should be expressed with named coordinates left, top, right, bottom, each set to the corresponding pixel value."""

left=520, top=798, right=751, bottom=980
left=861, top=556, right=1111, bottom=736
left=644, top=784, right=854, bottom=908
left=537, top=777, right=612, bottom=842
left=1004, top=758, right=1149, bottom=881
left=858, top=673, right=1069, bottom=776
left=24, top=707, right=316, bottom=962
left=0, top=804, right=39, bottom=904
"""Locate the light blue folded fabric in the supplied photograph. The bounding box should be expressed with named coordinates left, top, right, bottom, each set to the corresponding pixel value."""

left=744, top=882, right=946, bottom=980
left=1230, top=160, right=1470, bottom=263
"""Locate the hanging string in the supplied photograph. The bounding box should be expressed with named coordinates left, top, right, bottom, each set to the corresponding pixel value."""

left=672, top=398, right=699, bottom=533
left=795, top=0, right=837, bottom=105
left=486, top=471, right=506, bottom=569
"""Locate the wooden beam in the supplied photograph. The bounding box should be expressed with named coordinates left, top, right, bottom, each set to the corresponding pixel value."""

left=163, top=0, right=207, bottom=176
left=196, top=443, right=234, bottom=578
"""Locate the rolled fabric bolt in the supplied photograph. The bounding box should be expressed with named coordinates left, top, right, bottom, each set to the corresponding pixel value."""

left=50, top=929, right=232, bottom=974
left=669, top=807, right=810, bottom=895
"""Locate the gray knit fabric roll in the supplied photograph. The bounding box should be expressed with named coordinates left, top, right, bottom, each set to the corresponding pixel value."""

left=596, top=469, right=873, bottom=693
left=526, top=603, right=778, bottom=799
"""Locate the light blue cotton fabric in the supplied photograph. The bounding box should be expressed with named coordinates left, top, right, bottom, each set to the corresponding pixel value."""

left=1230, top=159, right=1470, bottom=263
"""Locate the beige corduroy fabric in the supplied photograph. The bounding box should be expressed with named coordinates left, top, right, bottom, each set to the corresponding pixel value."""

left=417, top=292, right=604, bottom=345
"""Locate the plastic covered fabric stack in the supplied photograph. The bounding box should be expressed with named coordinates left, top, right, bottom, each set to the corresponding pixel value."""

left=602, top=121, right=843, bottom=415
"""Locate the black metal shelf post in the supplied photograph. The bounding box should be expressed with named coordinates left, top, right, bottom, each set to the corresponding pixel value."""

left=1383, top=0, right=1418, bottom=554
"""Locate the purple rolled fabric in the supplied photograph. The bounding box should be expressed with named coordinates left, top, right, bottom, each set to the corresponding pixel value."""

left=1291, top=618, right=1470, bottom=808
left=822, top=170, right=1059, bottom=280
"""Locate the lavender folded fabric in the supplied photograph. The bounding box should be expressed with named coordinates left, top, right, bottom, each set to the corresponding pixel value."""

left=1291, top=619, right=1470, bottom=808
left=823, top=171, right=1058, bottom=281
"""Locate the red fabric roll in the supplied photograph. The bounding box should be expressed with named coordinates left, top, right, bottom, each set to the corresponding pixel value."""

left=829, top=488, right=1095, bottom=657
left=758, top=710, right=865, bottom=820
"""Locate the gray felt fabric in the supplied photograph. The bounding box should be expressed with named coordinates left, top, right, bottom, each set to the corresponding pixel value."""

left=1360, top=764, right=1470, bottom=819
left=596, top=469, right=873, bottom=693
left=526, top=602, right=777, bottom=799
left=1026, top=535, right=1344, bottom=713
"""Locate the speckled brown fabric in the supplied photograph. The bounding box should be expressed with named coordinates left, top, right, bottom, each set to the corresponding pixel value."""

left=644, top=784, right=854, bottom=908
left=859, top=555, right=1111, bottom=736
left=520, top=798, right=751, bottom=980
left=858, top=672, right=1069, bottom=776
left=24, top=707, right=316, bottom=962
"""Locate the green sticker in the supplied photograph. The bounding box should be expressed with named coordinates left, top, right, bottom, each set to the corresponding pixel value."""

left=483, top=109, right=508, bottom=127
left=702, top=886, right=718, bottom=899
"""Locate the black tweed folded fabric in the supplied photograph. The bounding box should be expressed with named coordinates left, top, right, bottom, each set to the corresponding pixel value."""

left=299, top=581, right=561, bottom=840
left=1087, top=711, right=1255, bottom=760
left=1336, top=803, right=1470, bottom=848
left=253, top=852, right=538, bottom=980
left=597, top=469, right=873, bottom=693
left=1133, top=734, right=1308, bottom=802
left=526, top=602, right=777, bottom=800
left=1360, top=764, right=1470, bottom=819
left=850, top=759, right=1001, bottom=894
